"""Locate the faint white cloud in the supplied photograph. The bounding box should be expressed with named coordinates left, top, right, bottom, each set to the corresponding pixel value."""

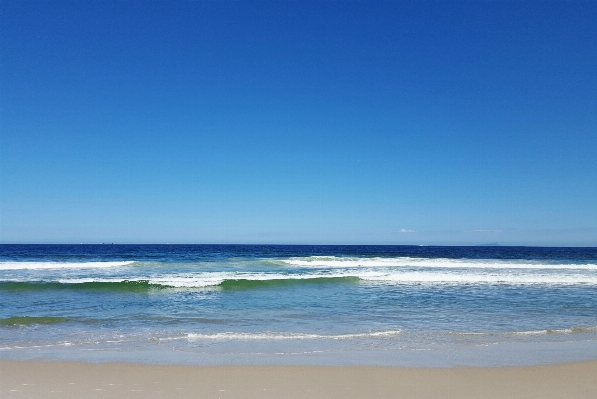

left=400, top=229, right=416, bottom=233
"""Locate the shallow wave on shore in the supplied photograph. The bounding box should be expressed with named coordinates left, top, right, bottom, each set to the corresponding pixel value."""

left=182, top=330, right=403, bottom=341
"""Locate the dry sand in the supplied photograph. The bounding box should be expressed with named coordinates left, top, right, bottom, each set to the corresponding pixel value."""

left=1, top=360, right=597, bottom=398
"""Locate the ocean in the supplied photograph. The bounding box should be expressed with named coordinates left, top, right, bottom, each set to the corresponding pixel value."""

left=1, top=244, right=597, bottom=367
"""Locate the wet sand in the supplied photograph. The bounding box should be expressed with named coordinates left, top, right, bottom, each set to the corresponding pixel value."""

left=2, top=360, right=597, bottom=398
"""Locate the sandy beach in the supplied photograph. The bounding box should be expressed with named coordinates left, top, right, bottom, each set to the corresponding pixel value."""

left=2, top=360, right=596, bottom=398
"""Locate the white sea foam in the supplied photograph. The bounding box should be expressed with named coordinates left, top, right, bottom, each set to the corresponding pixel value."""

left=0, top=261, right=135, bottom=270
left=448, top=332, right=490, bottom=337
left=183, top=330, right=402, bottom=341
left=507, top=326, right=597, bottom=336
left=150, top=272, right=355, bottom=288
left=358, top=270, right=597, bottom=285
left=54, top=272, right=354, bottom=288
left=45, top=267, right=597, bottom=287
left=282, top=256, right=597, bottom=270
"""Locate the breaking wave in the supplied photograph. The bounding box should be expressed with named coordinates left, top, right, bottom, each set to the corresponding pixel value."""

left=281, top=256, right=597, bottom=270
left=0, top=261, right=135, bottom=270
left=2, top=267, right=597, bottom=292
left=0, top=276, right=361, bottom=292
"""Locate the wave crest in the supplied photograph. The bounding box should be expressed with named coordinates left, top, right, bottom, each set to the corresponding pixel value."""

left=0, top=261, right=134, bottom=270
left=282, top=256, right=597, bottom=270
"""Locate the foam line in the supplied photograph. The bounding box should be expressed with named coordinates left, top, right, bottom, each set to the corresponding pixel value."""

left=282, top=256, right=597, bottom=270
left=0, top=261, right=134, bottom=270
left=183, top=330, right=402, bottom=341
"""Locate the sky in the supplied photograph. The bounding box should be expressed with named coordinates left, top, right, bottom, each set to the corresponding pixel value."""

left=1, top=1, right=596, bottom=246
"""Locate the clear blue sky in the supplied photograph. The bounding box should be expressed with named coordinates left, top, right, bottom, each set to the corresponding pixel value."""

left=1, top=1, right=596, bottom=245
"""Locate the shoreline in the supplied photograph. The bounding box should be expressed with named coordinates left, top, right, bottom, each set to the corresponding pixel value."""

left=2, top=360, right=597, bottom=398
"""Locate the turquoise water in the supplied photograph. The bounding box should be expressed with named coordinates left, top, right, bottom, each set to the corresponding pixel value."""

left=1, top=245, right=597, bottom=366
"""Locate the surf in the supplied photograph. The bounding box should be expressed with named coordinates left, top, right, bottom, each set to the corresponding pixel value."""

left=0, top=280, right=162, bottom=293
left=0, top=261, right=135, bottom=270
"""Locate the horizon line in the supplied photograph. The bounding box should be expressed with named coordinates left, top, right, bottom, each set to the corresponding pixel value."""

left=1, top=243, right=596, bottom=248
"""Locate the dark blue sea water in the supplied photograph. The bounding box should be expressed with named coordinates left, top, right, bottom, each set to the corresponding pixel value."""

left=1, top=245, right=597, bottom=366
